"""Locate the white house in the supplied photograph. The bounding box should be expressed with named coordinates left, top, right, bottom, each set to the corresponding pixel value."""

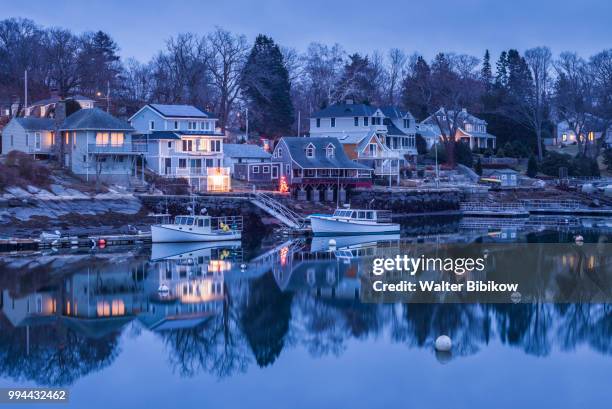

left=419, top=108, right=497, bottom=150
left=1, top=117, right=56, bottom=157
left=555, top=118, right=611, bottom=146
left=222, top=143, right=271, bottom=173
left=309, top=101, right=417, bottom=179
left=129, top=104, right=230, bottom=192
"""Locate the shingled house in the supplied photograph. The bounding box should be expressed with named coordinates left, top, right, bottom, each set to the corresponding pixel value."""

left=271, top=137, right=372, bottom=201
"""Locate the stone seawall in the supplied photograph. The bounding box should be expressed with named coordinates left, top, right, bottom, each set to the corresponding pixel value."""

left=350, top=188, right=461, bottom=214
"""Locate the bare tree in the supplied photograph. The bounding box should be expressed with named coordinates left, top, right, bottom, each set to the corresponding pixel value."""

left=386, top=48, right=407, bottom=106
left=303, top=42, right=345, bottom=109
left=205, top=28, right=249, bottom=131
left=42, top=28, right=81, bottom=97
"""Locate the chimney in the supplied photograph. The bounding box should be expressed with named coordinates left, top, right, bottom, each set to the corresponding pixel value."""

left=54, top=100, right=67, bottom=157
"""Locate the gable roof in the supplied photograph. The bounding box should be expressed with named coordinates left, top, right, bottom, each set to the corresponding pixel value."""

left=311, top=103, right=378, bottom=118
left=385, top=121, right=409, bottom=136
left=61, top=108, right=134, bottom=131
left=148, top=104, right=215, bottom=119
left=223, top=143, right=271, bottom=159
left=13, top=117, right=54, bottom=131
left=279, top=137, right=371, bottom=170
left=379, top=106, right=413, bottom=119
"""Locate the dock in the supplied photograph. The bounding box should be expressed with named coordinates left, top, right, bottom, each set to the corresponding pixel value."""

left=0, top=232, right=152, bottom=253
left=461, top=199, right=612, bottom=218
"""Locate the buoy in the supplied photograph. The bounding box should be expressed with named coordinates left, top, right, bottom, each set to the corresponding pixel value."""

left=158, top=284, right=169, bottom=294
left=328, top=239, right=337, bottom=249
left=575, top=235, right=584, bottom=246
left=98, top=238, right=106, bottom=246
left=435, top=335, right=452, bottom=352
left=240, top=263, right=247, bottom=271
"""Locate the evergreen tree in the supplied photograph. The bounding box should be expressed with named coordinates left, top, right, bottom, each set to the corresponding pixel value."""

left=527, top=155, right=538, bottom=177
left=240, top=35, right=294, bottom=139
left=495, top=51, right=508, bottom=87
left=78, top=31, right=121, bottom=97
left=415, top=134, right=428, bottom=155
left=475, top=157, right=483, bottom=176
left=481, top=49, right=492, bottom=89
left=401, top=56, right=431, bottom=120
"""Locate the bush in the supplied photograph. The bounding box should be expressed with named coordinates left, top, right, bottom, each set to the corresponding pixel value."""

left=527, top=155, right=538, bottom=177
left=496, top=148, right=505, bottom=158
left=540, top=151, right=600, bottom=177
left=427, top=144, right=447, bottom=164
left=474, top=158, right=483, bottom=176
left=604, top=148, right=612, bottom=170
left=483, top=148, right=494, bottom=158
left=2, top=150, right=51, bottom=187
left=454, top=142, right=473, bottom=167
left=415, top=134, right=428, bottom=155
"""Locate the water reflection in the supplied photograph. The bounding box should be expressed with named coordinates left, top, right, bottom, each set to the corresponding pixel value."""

left=0, top=225, right=611, bottom=387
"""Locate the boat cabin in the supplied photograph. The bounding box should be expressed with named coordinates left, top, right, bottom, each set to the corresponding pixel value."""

left=172, top=215, right=243, bottom=232
left=174, top=216, right=212, bottom=229
left=331, top=209, right=392, bottom=222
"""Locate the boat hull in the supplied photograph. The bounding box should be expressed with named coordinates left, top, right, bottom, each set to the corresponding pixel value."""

left=151, top=225, right=241, bottom=243
left=309, top=216, right=400, bottom=236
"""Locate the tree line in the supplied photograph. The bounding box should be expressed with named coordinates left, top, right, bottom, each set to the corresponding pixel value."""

left=1, top=17, right=611, bottom=164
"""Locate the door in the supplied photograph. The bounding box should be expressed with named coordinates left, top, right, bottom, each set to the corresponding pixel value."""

left=34, top=133, right=41, bottom=151
left=272, top=166, right=279, bottom=179
left=164, top=158, right=172, bottom=175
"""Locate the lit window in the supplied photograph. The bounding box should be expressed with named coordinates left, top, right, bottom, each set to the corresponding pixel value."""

left=110, top=132, right=124, bottom=145
left=562, top=133, right=567, bottom=141
left=96, top=132, right=110, bottom=145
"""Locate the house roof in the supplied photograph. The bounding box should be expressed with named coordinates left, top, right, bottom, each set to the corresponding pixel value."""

left=311, top=103, right=378, bottom=118
left=13, top=117, right=55, bottom=131
left=61, top=108, right=134, bottom=131
left=279, top=137, right=371, bottom=170
left=133, top=130, right=223, bottom=140
left=422, top=108, right=487, bottom=127
left=148, top=104, right=216, bottom=119
left=30, top=94, right=93, bottom=107
left=223, top=143, right=271, bottom=159
left=386, top=121, right=409, bottom=136
left=379, top=106, right=413, bottom=119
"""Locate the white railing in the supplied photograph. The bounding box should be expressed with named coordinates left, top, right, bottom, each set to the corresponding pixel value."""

left=250, top=192, right=307, bottom=229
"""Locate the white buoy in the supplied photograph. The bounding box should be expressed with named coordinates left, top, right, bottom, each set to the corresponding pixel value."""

left=435, top=335, right=452, bottom=352
left=575, top=235, right=584, bottom=245
left=240, top=263, right=247, bottom=271
left=328, top=239, right=337, bottom=249
left=158, top=284, right=169, bottom=295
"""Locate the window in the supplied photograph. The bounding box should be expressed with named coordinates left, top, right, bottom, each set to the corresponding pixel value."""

left=167, top=141, right=172, bottom=149
left=354, top=117, right=359, bottom=126
left=316, top=118, right=321, bottom=128
left=182, top=140, right=193, bottom=151
left=276, top=147, right=283, bottom=158
left=253, top=165, right=260, bottom=173
left=178, top=158, right=187, bottom=168
left=210, top=140, right=221, bottom=152
left=188, top=121, right=197, bottom=130
left=110, top=132, right=124, bottom=145
left=83, top=155, right=86, bottom=162
left=562, top=133, right=567, bottom=142
left=369, top=143, right=377, bottom=156
left=149, top=120, right=155, bottom=130
left=96, top=132, right=109, bottom=145
left=263, top=166, right=270, bottom=173
left=331, top=118, right=336, bottom=127
left=10, top=135, right=13, bottom=146
left=206, top=159, right=214, bottom=167
left=174, top=121, right=179, bottom=130
left=326, top=145, right=335, bottom=158
left=403, top=119, right=410, bottom=128
left=588, top=131, right=594, bottom=141
left=364, top=117, right=369, bottom=126
left=305, top=144, right=315, bottom=158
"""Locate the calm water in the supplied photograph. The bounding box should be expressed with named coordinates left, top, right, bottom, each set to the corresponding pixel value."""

left=0, top=217, right=611, bottom=409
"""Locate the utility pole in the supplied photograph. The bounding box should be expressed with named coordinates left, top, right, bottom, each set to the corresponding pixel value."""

left=435, top=141, right=439, bottom=188
left=297, top=111, right=301, bottom=137
left=106, top=80, right=110, bottom=113
left=24, top=70, right=28, bottom=110
left=245, top=107, right=249, bottom=141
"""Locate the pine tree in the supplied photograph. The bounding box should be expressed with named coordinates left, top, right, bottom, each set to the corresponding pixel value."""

left=481, top=49, right=492, bottom=89
left=241, top=35, right=294, bottom=139
left=474, top=157, right=483, bottom=176
left=495, top=51, right=508, bottom=87
left=527, top=155, right=538, bottom=177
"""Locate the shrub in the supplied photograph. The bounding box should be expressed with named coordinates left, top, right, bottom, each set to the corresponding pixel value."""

left=527, top=155, right=538, bottom=177
left=415, top=134, right=428, bottom=155
left=496, top=148, right=505, bottom=158
left=2, top=150, right=51, bottom=187
left=454, top=142, right=473, bottom=167
left=540, top=151, right=572, bottom=177
left=474, top=157, right=483, bottom=176
left=604, top=148, right=612, bottom=170
left=427, top=144, right=447, bottom=163
left=483, top=148, right=494, bottom=157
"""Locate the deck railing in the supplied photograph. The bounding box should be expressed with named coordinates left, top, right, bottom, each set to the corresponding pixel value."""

left=88, top=143, right=148, bottom=154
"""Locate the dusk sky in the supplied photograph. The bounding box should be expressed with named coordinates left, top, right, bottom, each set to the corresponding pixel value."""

left=4, top=0, right=612, bottom=62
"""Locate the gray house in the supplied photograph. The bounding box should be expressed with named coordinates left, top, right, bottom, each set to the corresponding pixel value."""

left=59, top=108, right=144, bottom=184
left=272, top=137, right=373, bottom=201
left=1, top=117, right=56, bottom=157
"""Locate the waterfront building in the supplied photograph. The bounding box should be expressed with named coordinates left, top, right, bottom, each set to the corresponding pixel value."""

left=271, top=136, right=372, bottom=201
left=309, top=101, right=417, bottom=179
left=129, top=104, right=230, bottom=192
left=483, top=168, right=519, bottom=187
left=1, top=117, right=56, bottom=157
left=419, top=108, right=497, bottom=150
left=555, top=118, right=612, bottom=147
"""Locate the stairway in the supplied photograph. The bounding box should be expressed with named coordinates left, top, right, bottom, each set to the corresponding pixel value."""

left=250, top=192, right=308, bottom=229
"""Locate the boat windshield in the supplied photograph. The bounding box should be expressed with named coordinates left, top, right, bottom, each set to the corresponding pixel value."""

left=186, top=217, right=194, bottom=225
left=333, top=210, right=355, bottom=218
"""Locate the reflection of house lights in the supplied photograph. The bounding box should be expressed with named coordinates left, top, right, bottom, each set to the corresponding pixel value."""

left=280, top=246, right=289, bottom=266
left=208, top=259, right=232, bottom=273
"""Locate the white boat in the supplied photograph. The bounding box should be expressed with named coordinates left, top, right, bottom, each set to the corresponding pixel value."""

left=310, top=234, right=400, bottom=252
left=308, top=208, right=400, bottom=236
left=152, top=215, right=242, bottom=243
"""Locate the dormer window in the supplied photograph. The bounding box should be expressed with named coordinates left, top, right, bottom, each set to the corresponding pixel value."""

left=276, top=147, right=283, bottom=158
left=326, top=144, right=335, bottom=158
left=403, top=119, right=410, bottom=128
left=330, top=118, right=336, bottom=128
left=305, top=143, right=315, bottom=158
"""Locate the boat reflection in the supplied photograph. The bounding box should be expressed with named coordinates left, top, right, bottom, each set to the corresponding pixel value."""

left=0, top=231, right=611, bottom=387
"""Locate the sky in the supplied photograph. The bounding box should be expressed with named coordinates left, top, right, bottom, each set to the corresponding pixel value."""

left=3, top=0, right=612, bottom=63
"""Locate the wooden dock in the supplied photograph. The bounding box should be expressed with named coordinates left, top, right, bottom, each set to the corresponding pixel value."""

left=0, top=232, right=152, bottom=253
